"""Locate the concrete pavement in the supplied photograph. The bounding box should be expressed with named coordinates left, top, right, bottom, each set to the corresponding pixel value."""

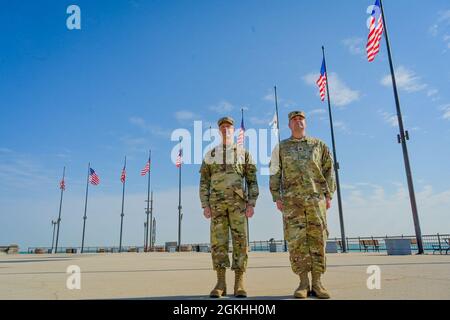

left=0, top=252, right=449, bottom=300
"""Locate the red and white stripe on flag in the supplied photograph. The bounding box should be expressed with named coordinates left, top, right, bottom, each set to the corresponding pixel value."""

left=237, top=128, right=245, bottom=146
left=366, top=15, right=384, bottom=62
left=176, top=150, right=182, bottom=168
left=141, top=161, right=150, bottom=176
left=316, top=74, right=327, bottom=101
left=89, top=168, right=100, bottom=185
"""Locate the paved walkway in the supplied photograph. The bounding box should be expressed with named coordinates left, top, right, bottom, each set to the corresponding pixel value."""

left=0, top=252, right=449, bottom=300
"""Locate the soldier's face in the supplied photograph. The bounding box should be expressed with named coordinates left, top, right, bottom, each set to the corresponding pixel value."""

left=289, top=116, right=306, bottom=132
left=219, top=123, right=234, bottom=140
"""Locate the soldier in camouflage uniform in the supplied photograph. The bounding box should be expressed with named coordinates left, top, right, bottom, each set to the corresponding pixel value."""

left=199, top=116, right=259, bottom=298
left=269, top=111, right=336, bottom=299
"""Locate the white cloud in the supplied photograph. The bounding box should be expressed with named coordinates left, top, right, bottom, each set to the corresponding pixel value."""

left=282, top=100, right=298, bottom=108
left=334, top=121, right=348, bottom=132
left=208, top=101, right=234, bottom=114
left=429, top=10, right=450, bottom=49
left=440, top=104, right=450, bottom=120
left=379, top=110, right=398, bottom=127
left=308, top=109, right=326, bottom=116
left=0, top=151, right=57, bottom=192
left=120, top=136, right=148, bottom=147
left=129, top=116, right=147, bottom=129
left=429, top=24, right=439, bottom=37
left=174, top=111, right=196, bottom=121
left=263, top=90, right=275, bottom=103
left=381, top=66, right=427, bottom=93
left=55, top=149, right=72, bottom=160
left=438, top=10, right=450, bottom=24
left=342, top=37, right=364, bottom=56
left=427, top=88, right=439, bottom=97
left=129, top=117, right=171, bottom=137
left=303, top=72, right=360, bottom=107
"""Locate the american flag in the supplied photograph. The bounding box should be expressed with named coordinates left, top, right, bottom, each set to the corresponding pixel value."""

left=140, top=160, right=150, bottom=176
left=89, top=168, right=100, bottom=185
left=366, top=0, right=384, bottom=62
left=175, top=148, right=183, bottom=168
left=316, top=58, right=327, bottom=101
left=237, top=116, right=245, bottom=147
left=59, top=178, right=65, bottom=191
left=120, top=166, right=126, bottom=183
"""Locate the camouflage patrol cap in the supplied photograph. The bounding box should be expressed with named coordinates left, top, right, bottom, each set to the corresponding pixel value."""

left=288, top=111, right=306, bottom=121
left=217, top=116, right=234, bottom=127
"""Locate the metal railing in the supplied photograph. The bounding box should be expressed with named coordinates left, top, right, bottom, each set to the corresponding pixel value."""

left=328, top=233, right=450, bottom=254
left=27, top=233, right=450, bottom=254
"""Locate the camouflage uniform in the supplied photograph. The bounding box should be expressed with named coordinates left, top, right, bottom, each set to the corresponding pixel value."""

left=199, top=143, right=259, bottom=272
left=270, top=135, right=336, bottom=275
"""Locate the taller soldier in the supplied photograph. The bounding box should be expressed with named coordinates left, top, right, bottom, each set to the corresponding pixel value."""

left=199, top=116, right=259, bottom=298
left=269, top=111, right=336, bottom=299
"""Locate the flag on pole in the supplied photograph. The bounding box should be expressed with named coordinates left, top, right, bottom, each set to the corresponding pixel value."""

left=89, top=168, right=100, bottom=185
left=269, top=112, right=279, bottom=137
left=366, top=0, right=384, bottom=62
left=175, top=149, right=183, bottom=168
left=59, top=178, right=65, bottom=191
left=120, top=165, right=126, bottom=183
left=269, top=112, right=278, bottom=130
left=140, top=160, right=150, bottom=176
left=316, top=58, right=327, bottom=101
left=237, top=116, right=245, bottom=147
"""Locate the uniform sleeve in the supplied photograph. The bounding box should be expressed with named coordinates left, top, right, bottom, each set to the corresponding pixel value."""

left=321, top=143, right=336, bottom=200
left=269, top=144, right=282, bottom=202
left=244, top=151, right=259, bottom=207
left=199, top=160, right=211, bottom=208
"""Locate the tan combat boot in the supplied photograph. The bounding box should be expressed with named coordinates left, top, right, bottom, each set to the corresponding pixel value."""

left=234, top=270, right=247, bottom=298
left=294, top=272, right=310, bottom=299
left=311, top=272, right=330, bottom=299
left=210, top=268, right=227, bottom=298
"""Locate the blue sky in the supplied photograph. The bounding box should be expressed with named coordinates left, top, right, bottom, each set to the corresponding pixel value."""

left=1, top=0, right=450, bottom=250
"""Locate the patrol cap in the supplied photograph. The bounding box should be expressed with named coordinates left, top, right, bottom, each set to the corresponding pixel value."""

left=217, top=116, right=234, bottom=127
left=288, top=111, right=306, bottom=121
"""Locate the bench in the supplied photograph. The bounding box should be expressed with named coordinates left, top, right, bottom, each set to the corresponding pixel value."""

left=0, top=244, right=19, bottom=255
left=360, top=240, right=380, bottom=252
left=432, top=239, right=450, bottom=255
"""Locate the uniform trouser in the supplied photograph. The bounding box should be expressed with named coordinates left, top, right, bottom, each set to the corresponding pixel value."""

left=282, top=196, right=328, bottom=274
left=210, top=200, right=248, bottom=272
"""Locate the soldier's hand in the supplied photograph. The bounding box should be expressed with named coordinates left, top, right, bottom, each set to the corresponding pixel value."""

left=203, top=207, right=212, bottom=219
left=245, top=205, right=254, bottom=218
left=276, top=200, right=283, bottom=212
left=326, top=197, right=331, bottom=209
